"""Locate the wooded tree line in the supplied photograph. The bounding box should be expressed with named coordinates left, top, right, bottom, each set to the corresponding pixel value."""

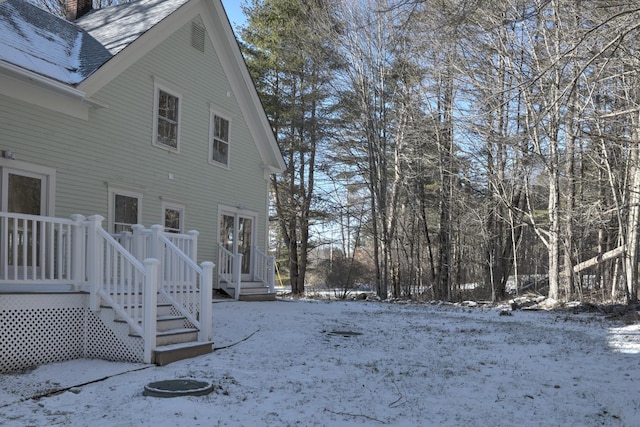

left=31, top=0, right=640, bottom=303
left=241, top=0, right=640, bottom=304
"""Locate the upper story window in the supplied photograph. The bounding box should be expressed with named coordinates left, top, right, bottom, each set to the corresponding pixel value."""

left=153, top=80, right=182, bottom=152
left=210, top=111, right=230, bottom=167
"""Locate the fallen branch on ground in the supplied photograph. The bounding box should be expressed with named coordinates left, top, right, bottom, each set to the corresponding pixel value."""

left=324, top=408, right=386, bottom=424
left=214, top=329, right=261, bottom=351
left=0, top=365, right=153, bottom=408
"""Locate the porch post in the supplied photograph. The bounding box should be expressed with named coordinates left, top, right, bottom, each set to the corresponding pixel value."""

left=149, top=224, right=164, bottom=260
left=187, top=230, right=199, bottom=262
left=234, top=254, right=243, bottom=301
left=251, top=245, right=257, bottom=281
left=199, top=261, right=214, bottom=341
left=70, top=214, right=86, bottom=291
left=131, top=224, right=145, bottom=261
left=268, top=255, right=276, bottom=293
left=143, top=258, right=159, bottom=364
left=86, top=215, right=104, bottom=312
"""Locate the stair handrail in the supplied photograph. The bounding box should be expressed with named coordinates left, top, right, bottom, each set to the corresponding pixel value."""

left=218, top=243, right=242, bottom=300
left=253, top=246, right=275, bottom=293
left=85, top=215, right=158, bottom=363
left=155, top=228, right=213, bottom=340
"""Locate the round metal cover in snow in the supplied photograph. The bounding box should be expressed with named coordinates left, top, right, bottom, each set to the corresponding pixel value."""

left=143, top=379, right=214, bottom=397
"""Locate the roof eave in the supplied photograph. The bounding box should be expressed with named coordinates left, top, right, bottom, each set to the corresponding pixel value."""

left=208, top=0, right=285, bottom=173
left=0, top=60, right=106, bottom=119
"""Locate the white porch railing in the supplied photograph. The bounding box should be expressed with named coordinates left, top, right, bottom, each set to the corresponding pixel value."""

left=85, top=215, right=158, bottom=362
left=0, top=212, right=85, bottom=285
left=218, top=243, right=242, bottom=300
left=218, top=244, right=276, bottom=300
left=0, top=212, right=213, bottom=363
left=111, top=223, right=213, bottom=343
left=254, top=246, right=275, bottom=293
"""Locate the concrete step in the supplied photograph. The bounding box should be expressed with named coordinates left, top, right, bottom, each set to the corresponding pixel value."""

left=109, top=302, right=173, bottom=320
left=238, top=292, right=277, bottom=302
left=153, top=341, right=214, bottom=366
left=154, top=328, right=199, bottom=346
left=115, top=314, right=187, bottom=333
left=130, top=326, right=199, bottom=346
left=222, top=281, right=275, bottom=300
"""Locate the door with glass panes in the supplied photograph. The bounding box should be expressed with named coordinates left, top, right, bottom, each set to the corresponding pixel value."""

left=1, top=165, right=51, bottom=275
left=219, top=211, right=255, bottom=281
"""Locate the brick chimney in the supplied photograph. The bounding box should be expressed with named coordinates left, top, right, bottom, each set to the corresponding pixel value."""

left=66, top=0, right=92, bottom=21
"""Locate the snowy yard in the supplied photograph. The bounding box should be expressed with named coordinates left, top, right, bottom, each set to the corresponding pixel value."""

left=1, top=299, right=640, bottom=426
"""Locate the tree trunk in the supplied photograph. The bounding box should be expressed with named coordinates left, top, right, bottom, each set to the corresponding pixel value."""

left=625, top=118, right=640, bottom=302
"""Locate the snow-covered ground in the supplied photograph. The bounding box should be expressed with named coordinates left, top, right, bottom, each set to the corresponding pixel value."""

left=1, top=299, right=640, bottom=426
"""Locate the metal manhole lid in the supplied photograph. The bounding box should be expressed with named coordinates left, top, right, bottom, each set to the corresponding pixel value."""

left=143, top=379, right=214, bottom=398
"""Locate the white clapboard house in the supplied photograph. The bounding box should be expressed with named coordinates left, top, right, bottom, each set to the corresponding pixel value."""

left=0, top=0, right=284, bottom=372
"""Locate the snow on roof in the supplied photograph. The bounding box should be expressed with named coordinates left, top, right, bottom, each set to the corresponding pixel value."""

left=75, top=0, right=190, bottom=55
left=0, top=0, right=188, bottom=85
left=0, top=0, right=109, bottom=84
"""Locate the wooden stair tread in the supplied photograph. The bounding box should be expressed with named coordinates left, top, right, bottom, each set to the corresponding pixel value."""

left=156, top=327, right=198, bottom=336
left=153, top=341, right=214, bottom=366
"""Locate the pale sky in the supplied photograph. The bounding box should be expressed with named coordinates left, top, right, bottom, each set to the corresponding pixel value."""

left=221, top=0, right=247, bottom=31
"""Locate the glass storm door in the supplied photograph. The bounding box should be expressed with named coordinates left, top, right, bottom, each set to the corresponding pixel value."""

left=1, top=168, right=48, bottom=270
left=3, top=170, right=45, bottom=215
left=220, top=212, right=254, bottom=280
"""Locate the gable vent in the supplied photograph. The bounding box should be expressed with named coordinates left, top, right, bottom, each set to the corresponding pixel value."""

left=191, top=22, right=205, bottom=53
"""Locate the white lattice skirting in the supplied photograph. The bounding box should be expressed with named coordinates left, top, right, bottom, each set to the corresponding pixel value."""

left=0, top=294, right=144, bottom=373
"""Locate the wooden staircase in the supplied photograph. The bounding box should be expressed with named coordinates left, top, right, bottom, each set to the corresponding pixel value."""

left=106, top=294, right=214, bottom=366
left=221, top=281, right=276, bottom=301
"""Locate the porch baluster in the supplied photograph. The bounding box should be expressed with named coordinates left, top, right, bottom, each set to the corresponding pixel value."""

left=142, top=258, right=159, bottom=364
left=199, top=261, right=214, bottom=341
left=71, top=214, right=86, bottom=290
left=86, top=215, right=105, bottom=312
left=234, top=253, right=243, bottom=301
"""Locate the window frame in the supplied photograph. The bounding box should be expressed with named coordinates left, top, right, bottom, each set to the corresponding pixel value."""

left=152, top=79, right=182, bottom=153
left=108, top=187, right=143, bottom=234
left=209, top=107, right=231, bottom=168
left=162, top=201, right=185, bottom=233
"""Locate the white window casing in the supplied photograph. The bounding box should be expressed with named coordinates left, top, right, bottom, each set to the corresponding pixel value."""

left=108, top=187, right=143, bottom=233
left=162, top=201, right=185, bottom=233
left=209, top=106, right=231, bottom=168
left=152, top=78, right=182, bottom=153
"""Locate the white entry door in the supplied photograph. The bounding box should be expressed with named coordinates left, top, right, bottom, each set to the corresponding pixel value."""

left=2, top=169, right=47, bottom=215
left=0, top=159, right=55, bottom=215
left=0, top=162, right=55, bottom=273
left=219, top=210, right=255, bottom=281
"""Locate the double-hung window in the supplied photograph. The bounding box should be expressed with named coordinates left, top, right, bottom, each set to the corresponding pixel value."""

left=109, top=188, right=142, bottom=234
left=209, top=111, right=230, bottom=166
left=163, top=202, right=184, bottom=233
left=153, top=80, right=182, bottom=151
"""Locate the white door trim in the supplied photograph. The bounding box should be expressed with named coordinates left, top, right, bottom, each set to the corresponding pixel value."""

left=0, top=158, right=56, bottom=216
left=218, top=205, right=258, bottom=280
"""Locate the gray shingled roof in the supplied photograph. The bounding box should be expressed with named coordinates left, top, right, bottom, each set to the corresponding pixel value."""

left=75, top=0, right=190, bottom=55
left=0, top=0, right=188, bottom=85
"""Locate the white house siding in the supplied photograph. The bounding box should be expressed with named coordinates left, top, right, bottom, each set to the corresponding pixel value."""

left=0, top=18, right=269, bottom=264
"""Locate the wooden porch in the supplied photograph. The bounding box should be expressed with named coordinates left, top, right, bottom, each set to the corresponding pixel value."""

left=0, top=211, right=278, bottom=373
left=0, top=212, right=214, bottom=373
